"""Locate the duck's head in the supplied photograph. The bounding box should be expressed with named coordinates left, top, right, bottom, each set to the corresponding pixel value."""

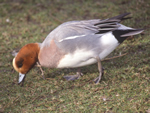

left=12, top=43, right=40, bottom=85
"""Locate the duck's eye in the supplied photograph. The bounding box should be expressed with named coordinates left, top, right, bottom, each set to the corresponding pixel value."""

left=16, top=58, right=24, bottom=68
left=18, top=63, right=23, bottom=68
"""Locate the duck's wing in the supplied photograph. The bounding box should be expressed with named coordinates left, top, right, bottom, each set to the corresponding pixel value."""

left=52, top=19, right=120, bottom=41
left=42, top=13, right=131, bottom=47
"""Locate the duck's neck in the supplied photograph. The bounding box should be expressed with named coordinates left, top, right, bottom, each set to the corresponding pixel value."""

left=33, top=43, right=41, bottom=63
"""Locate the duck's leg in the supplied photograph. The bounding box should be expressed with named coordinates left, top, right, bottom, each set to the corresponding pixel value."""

left=36, top=62, right=45, bottom=79
left=63, top=69, right=83, bottom=81
left=93, top=56, right=104, bottom=84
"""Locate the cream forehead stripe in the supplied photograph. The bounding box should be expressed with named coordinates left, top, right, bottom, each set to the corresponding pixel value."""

left=13, top=58, right=19, bottom=72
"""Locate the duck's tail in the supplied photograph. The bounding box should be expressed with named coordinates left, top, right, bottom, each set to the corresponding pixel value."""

left=108, top=12, right=132, bottom=21
left=95, top=13, right=144, bottom=36
left=112, top=29, right=144, bottom=43
left=95, top=13, right=131, bottom=26
left=120, top=29, right=144, bottom=37
left=95, top=13, right=132, bottom=34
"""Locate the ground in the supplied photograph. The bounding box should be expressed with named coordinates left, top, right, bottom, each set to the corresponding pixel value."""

left=0, top=0, right=150, bottom=112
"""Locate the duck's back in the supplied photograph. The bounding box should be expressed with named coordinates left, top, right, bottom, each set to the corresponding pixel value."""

left=38, top=13, right=143, bottom=68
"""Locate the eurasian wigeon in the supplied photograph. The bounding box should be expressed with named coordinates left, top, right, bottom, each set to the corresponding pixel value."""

left=12, top=13, right=144, bottom=85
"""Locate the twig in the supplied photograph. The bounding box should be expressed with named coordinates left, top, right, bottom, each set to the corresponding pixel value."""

left=3, top=96, right=19, bottom=110
left=29, top=96, right=40, bottom=104
left=102, top=53, right=127, bottom=61
left=49, top=13, right=63, bottom=23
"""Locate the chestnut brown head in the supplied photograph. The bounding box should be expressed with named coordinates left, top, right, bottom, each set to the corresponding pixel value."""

left=12, top=43, right=40, bottom=84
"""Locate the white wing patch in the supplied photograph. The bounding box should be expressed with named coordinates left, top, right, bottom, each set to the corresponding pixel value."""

left=58, top=35, right=86, bottom=42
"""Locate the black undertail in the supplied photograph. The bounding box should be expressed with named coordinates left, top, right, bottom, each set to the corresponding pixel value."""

left=112, top=29, right=144, bottom=43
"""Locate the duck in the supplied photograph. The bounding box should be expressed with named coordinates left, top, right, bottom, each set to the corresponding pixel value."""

left=12, top=13, right=144, bottom=85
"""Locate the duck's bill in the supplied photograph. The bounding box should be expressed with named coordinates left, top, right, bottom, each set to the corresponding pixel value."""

left=18, top=73, right=26, bottom=84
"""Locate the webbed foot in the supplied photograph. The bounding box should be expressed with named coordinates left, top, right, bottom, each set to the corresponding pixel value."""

left=64, top=72, right=83, bottom=81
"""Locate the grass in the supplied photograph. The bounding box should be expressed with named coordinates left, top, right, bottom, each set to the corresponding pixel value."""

left=0, top=0, right=150, bottom=112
